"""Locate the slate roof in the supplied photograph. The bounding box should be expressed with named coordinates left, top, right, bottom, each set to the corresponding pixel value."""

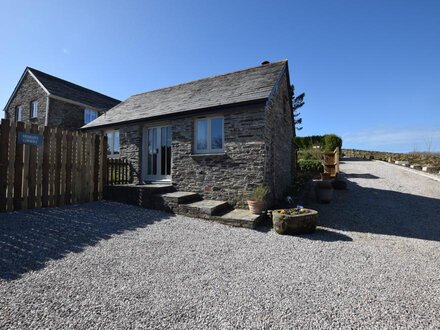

left=28, top=67, right=121, bottom=110
left=82, top=60, right=287, bottom=129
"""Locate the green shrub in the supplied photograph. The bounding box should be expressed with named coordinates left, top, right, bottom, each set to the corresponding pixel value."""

left=292, top=172, right=312, bottom=195
left=323, top=134, right=342, bottom=152
left=297, top=159, right=323, bottom=174
left=298, top=148, right=322, bottom=161
left=296, top=134, right=343, bottom=152
left=295, top=135, right=324, bottom=149
left=250, top=185, right=269, bottom=202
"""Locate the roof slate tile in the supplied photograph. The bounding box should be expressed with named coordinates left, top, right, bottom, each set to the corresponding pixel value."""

left=28, top=68, right=121, bottom=109
left=83, top=60, right=287, bottom=129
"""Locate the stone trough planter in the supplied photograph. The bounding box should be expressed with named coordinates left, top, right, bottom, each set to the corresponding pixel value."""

left=272, top=208, right=318, bottom=235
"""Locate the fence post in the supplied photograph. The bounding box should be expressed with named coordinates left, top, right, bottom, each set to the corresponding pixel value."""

left=41, top=127, right=50, bottom=207
left=53, top=128, right=62, bottom=206
left=6, top=121, right=17, bottom=211
left=93, top=134, right=100, bottom=200
left=100, top=135, right=108, bottom=191
left=35, top=126, right=44, bottom=208
left=27, top=123, right=39, bottom=208
left=108, top=159, right=113, bottom=185
left=65, top=131, right=73, bottom=205
left=0, top=119, right=10, bottom=211
left=59, top=130, right=67, bottom=205
left=13, top=122, right=25, bottom=210
left=124, top=159, right=128, bottom=184
left=21, top=124, right=31, bottom=210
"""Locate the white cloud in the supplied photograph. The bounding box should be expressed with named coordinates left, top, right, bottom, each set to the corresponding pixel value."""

left=342, top=128, right=440, bottom=152
left=62, top=48, right=69, bottom=54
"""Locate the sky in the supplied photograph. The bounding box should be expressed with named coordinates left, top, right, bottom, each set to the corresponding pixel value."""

left=1, top=0, right=439, bottom=152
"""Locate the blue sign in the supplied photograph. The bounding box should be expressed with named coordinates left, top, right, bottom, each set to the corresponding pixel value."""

left=17, top=132, right=43, bottom=146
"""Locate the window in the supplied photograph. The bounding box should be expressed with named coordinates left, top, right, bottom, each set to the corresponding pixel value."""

left=106, top=130, right=120, bottom=157
left=15, top=106, right=23, bottom=122
left=31, top=101, right=38, bottom=118
left=84, top=108, right=98, bottom=124
left=194, top=117, right=224, bottom=153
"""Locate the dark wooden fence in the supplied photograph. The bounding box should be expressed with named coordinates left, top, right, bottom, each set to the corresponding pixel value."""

left=107, top=158, right=133, bottom=185
left=0, top=119, right=107, bottom=212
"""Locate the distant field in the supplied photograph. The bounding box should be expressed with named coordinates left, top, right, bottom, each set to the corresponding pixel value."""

left=342, top=149, right=440, bottom=167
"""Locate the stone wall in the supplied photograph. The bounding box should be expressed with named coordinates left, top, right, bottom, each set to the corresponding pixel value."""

left=119, top=125, right=143, bottom=184
left=263, top=70, right=295, bottom=206
left=5, top=72, right=47, bottom=126
left=171, top=104, right=266, bottom=207
left=48, top=98, right=103, bottom=130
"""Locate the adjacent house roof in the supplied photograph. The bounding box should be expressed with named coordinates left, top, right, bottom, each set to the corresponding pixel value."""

left=3, top=67, right=121, bottom=112
left=82, top=60, right=288, bottom=129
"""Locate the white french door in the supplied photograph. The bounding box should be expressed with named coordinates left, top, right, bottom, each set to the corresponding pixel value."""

left=142, top=126, right=171, bottom=182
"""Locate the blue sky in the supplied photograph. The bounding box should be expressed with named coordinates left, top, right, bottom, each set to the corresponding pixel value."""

left=1, top=0, right=439, bottom=152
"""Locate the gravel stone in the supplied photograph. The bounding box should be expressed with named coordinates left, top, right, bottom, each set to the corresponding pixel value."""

left=1, top=159, right=439, bottom=329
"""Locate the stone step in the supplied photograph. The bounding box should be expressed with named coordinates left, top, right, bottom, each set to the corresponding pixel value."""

left=161, top=191, right=201, bottom=204
left=103, top=184, right=175, bottom=206
left=216, top=208, right=265, bottom=229
left=181, top=199, right=229, bottom=216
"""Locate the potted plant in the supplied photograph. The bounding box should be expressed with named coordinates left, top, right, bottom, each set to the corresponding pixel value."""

left=272, top=208, right=318, bottom=235
left=247, top=185, right=268, bottom=214
left=315, top=179, right=333, bottom=203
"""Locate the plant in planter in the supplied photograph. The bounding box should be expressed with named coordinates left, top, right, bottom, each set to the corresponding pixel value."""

left=247, top=185, right=269, bottom=214
left=272, top=207, right=318, bottom=235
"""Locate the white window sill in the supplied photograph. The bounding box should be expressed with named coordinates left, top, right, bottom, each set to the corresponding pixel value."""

left=190, top=152, right=226, bottom=158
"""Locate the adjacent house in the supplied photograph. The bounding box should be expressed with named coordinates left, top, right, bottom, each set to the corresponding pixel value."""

left=3, top=67, right=120, bottom=130
left=83, top=60, right=295, bottom=207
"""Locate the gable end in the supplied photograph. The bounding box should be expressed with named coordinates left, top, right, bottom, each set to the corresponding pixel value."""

left=3, top=68, right=50, bottom=113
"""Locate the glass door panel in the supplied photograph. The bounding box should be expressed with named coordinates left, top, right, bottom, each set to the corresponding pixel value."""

left=144, top=126, right=171, bottom=181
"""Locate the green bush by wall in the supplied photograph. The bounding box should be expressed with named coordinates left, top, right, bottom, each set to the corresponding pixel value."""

left=295, top=134, right=342, bottom=151
left=297, top=159, right=323, bottom=174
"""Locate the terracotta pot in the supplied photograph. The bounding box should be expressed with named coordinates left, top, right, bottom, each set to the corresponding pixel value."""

left=247, top=200, right=265, bottom=214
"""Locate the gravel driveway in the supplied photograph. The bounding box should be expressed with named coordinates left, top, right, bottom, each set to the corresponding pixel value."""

left=1, top=159, right=439, bottom=329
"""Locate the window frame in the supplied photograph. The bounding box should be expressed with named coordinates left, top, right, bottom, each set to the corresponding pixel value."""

left=84, top=108, right=98, bottom=124
left=30, top=100, right=38, bottom=118
left=15, top=106, right=23, bottom=122
left=105, top=129, right=120, bottom=158
left=194, top=116, right=224, bottom=154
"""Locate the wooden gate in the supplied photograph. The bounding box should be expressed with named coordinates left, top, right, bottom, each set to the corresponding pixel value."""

left=107, top=158, right=133, bottom=185
left=0, top=119, right=107, bottom=212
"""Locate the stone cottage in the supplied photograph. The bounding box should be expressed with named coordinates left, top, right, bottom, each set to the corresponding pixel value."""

left=3, top=67, right=120, bottom=129
left=83, top=60, right=296, bottom=207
